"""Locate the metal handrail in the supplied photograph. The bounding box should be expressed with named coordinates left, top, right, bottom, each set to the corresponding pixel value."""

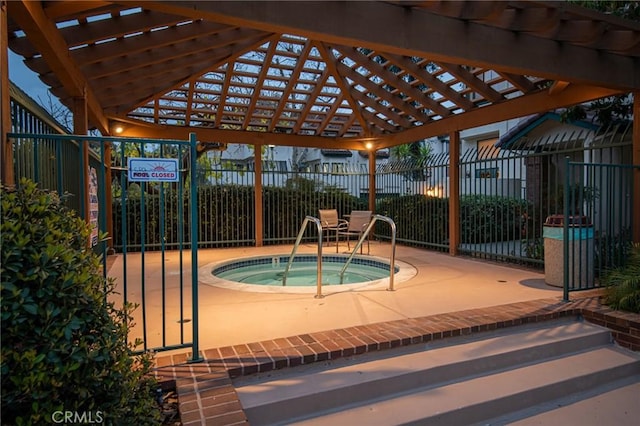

left=282, top=215, right=324, bottom=298
left=339, top=214, right=397, bottom=290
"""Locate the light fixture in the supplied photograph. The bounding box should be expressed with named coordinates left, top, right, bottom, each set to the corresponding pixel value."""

left=113, top=124, right=124, bottom=134
left=364, top=141, right=374, bottom=150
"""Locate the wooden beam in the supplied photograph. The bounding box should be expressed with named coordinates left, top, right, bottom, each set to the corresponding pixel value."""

left=41, top=1, right=112, bottom=20
left=448, top=130, right=460, bottom=256
left=141, top=1, right=640, bottom=90
left=316, top=42, right=370, bottom=134
left=104, top=142, right=114, bottom=252
left=73, top=94, right=90, bottom=229
left=8, top=0, right=109, bottom=133
left=1, top=0, right=14, bottom=185
left=437, top=62, right=503, bottom=103
left=254, top=143, right=263, bottom=247
left=548, top=80, right=570, bottom=95
left=269, top=39, right=313, bottom=132
left=242, top=41, right=277, bottom=129
left=377, top=84, right=624, bottom=148
left=71, top=20, right=234, bottom=66
left=109, top=116, right=373, bottom=150
left=384, top=53, right=474, bottom=111
left=336, top=45, right=451, bottom=118
left=368, top=150, right=376, bottom=213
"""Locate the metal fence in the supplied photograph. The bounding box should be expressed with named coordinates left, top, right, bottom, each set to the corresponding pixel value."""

left=9, top=88, right=102, bottom=217
left=9, top=130, right=202, bottom=358
left=557, top=159, right=638, bottom=298
left=7, top=124, right=636, bottom=356
left=106, top=122, right=633, bottom=283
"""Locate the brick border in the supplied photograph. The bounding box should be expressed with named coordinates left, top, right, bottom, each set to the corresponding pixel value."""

left=152, top=293, right=639, bottom=425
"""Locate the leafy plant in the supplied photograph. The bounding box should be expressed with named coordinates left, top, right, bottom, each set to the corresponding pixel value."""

left=460, top=195, right=531, bottom=244
left=602, top=243, right=640, bottom=313
left=522, top=238, right=544, bottom=260
left=1, top=179, right=160, bottom=425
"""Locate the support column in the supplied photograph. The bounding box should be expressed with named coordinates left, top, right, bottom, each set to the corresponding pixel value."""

left=104, top=142, right=114, bottom=252
left=633, top=92, right=640, bottom=244
left=73, top=94, right=89, bottom=226
left=254, top=143, right=263, bottom=247
left=448, top=131, right=460, bottom=255
left=1, top=1, right=14, bottom=185
left=368, top=150, right=376, bottom=211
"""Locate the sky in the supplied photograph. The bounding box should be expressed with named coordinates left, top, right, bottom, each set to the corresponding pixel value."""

left=9, top=50, right=59, bottom=108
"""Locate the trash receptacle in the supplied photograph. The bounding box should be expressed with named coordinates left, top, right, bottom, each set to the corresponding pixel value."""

left=543, top=215, right=594, bottom=288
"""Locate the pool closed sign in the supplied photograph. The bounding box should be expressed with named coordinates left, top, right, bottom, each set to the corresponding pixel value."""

left=128, top=158, right=180, bottom=182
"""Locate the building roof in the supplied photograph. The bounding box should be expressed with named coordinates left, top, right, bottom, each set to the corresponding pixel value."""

left=496, top=111, right=600, bottom=149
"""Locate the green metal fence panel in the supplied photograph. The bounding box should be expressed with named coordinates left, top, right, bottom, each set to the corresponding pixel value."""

left=458, top=123, right=633, bottom=269
left=375, top=154, right=449, bottom=251
left=561, top=159, right=638, bottom=299
left=9, top=131, right=200, bottom=357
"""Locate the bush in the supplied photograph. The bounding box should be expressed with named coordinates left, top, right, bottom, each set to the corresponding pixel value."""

left=460, top=195, right=530, bottom=244
left=112, top=182, right=369, bottom=249
left=376, top=195, right=448, bottom=244
left=1, top=179, right=159, bottom=425
left=603, top=243, right=640, bottom=313
left=376, top=194, right=530, bottom=246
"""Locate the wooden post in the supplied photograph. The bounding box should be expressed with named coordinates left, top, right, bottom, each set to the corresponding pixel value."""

left=104, top=142, right=114, bottom=252
left=368, top=150, right=376, bottom=211
left=73, top=94, right=89, bottom=227
left=633, top=92, right=640, bottom=244
left=0, top=1, right=14, bottom=186
left=254, top=143, right=263, bottom=247
left=448, top=131, right=460, bottom=255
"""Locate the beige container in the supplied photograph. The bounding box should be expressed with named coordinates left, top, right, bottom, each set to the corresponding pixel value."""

left=543, top=215, right=594, bottom=288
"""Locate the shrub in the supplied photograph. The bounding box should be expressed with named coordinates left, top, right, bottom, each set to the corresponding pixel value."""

left=603, top=243, right=640, bottom=313
left=460, top=195, right=530, bottom=244
left=1, top=179, right=159, bottom=425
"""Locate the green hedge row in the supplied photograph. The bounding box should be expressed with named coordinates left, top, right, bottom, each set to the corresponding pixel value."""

left=112, top=184, right=368, bottom=249
left=376, top=194, right=530, bottom=245
left=112, top=185, right=530, bottom=250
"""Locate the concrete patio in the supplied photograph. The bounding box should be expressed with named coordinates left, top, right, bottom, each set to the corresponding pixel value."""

left=106, top=242, right=640, bottom=425
left=107, top=241, right=562, bottom=351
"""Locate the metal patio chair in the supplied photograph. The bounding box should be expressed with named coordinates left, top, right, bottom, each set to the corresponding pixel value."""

left=338, top=210, right=372, bottom=254
left=319, top=209, right=348, bottom=253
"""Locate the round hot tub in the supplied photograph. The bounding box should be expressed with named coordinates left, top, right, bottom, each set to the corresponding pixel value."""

left=199, top=254, right=417, bottom=294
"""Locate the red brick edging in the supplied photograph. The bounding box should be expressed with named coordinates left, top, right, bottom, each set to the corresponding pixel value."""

left=152, top=293, right=640, bottom=425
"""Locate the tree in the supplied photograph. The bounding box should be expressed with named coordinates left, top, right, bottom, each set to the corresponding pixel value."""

left=562, top=1, right=639, bottom=125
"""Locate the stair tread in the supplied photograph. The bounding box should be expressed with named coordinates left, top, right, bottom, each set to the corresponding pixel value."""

left=494, top=377, right=640, bottom=426
left=236, top=321, right=610, bottom=408
left=291, top=347, right=640, bottom=426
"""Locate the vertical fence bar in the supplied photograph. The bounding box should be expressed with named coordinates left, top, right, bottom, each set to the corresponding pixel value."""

left=160, top=144, right=167, bottom=348
left=563, top=157, right=571, bottom=301
left=189, top=133, right=202, bottom=362
left=98, top=141, right=108, bottom=278
left=178, top=145, right=185, bottom=344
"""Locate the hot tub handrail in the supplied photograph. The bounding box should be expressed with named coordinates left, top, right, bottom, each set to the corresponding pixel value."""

left=282, top=215, right=324, bottom=298
left=339, top=214, right=397, bottom=290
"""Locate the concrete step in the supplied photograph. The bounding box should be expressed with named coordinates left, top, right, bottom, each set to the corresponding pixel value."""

left=488, top=376, right=640, bottom=426
left=233, top=320, right=640, bottom=425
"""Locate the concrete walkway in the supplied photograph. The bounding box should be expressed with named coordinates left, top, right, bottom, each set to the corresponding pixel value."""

left=107, top=242, right=561, bottom=351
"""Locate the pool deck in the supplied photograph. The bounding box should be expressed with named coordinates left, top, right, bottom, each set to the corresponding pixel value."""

left=106, top=242, right=640, bottom=425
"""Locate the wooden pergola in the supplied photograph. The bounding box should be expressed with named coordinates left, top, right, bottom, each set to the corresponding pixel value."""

left=2, top=0, right=639, bottom=246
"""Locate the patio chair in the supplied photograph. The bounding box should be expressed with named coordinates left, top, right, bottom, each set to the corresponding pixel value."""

left=319, top=209, right=348, bottom=252
left=338, top=210, right=372, bottom=254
